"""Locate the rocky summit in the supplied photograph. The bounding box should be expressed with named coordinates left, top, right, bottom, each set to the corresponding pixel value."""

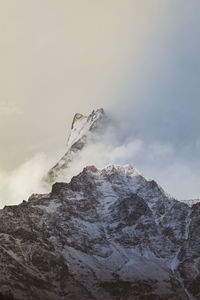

left=0, top=109, right=200, bottom=300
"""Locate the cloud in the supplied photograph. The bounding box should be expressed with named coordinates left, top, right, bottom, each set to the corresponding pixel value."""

left=0, top=153, right=51, bottom=208
left=0, top=1, right=199, bottom=204
left=0, top=0, right=167, bottom=169
left=53, top=120, right=199, bottom=200
left=103, top=0, right=200, bottom=199
left=0, top=120, right=198, bottom=209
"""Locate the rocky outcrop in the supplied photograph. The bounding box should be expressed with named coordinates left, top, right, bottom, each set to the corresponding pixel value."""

left=0, top=165, right=199, bottom=299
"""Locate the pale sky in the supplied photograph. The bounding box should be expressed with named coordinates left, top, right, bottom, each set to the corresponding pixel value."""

left=0, top=0, right=200, bottom=201
left=0, top=0, right=166, bottom=169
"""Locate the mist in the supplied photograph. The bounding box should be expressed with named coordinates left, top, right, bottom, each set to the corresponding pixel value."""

left=105, top=0, right=200, bottom=199
left=0, top=104, right=199, bottom=209
left=0, top=0, right=200, bottom=206
left=57, top=121, right=200, bottom=200
left=0, top=153, right=52, bottom=208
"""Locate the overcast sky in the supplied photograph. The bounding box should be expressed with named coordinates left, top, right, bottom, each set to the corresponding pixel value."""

left=0, top=0, right=200, bottom=202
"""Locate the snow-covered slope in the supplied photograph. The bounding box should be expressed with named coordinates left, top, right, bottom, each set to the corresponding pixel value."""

left=45, top=108, right=106, bottom=184
left=0, top=164, right=200, bottom=299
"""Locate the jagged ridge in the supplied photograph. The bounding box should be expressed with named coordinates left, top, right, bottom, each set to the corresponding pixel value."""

left=45, top=108, right=106, bottom=184
left=0, top=165, right=200, bottom=299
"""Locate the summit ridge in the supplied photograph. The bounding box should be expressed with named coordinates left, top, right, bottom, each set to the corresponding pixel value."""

left=0, top=164, right=199, bottom=299
left=45, top=108, right=106, bottom=184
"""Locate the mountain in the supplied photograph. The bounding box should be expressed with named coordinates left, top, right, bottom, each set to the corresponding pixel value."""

left=45, top=108, right=107, bottom=184
left=1, top=165, right=200, bottom=299
left=0, top=109, right=200, bottom=300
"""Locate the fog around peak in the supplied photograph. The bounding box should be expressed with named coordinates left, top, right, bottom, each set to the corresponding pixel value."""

left=0, top=1, right=200, bottom=206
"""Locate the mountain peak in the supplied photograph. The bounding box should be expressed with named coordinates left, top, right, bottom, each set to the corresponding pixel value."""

left=67, top=108, right=105, bottom=148
left=82, top=164, right=141, bottom=177
left=45, top=108, right=106, bottom=184
left=71, top=113, right=86, bottom=129
left=1, top=110, right=200, bottom=299
left=2, top=163, right=198, bottom=299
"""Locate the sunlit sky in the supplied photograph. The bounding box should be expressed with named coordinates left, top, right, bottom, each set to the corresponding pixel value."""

left=0, top=1, right=200, bottom=201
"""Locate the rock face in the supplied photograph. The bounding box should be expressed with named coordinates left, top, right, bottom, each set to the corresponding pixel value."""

left=0, top=164, right=200, bottom=300
left=45, top=108, right=107, bottom=184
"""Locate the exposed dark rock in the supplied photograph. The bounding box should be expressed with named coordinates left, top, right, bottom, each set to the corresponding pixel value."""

left=0, top=165, right=198, bottom=299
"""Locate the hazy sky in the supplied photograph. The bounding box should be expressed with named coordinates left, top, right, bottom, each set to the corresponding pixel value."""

left=0, top=0, right=200, bottom=202
left=0, top=0, right=167, bottom=168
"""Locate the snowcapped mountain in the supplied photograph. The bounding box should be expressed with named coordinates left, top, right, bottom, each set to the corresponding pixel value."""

left=0, top=109, right=200, bottom=300
left=45, top=108, right=107, bottom=184
left=1, top=165, right=200, bottom=299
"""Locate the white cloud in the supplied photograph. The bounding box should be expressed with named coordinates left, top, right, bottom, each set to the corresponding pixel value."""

left=0, top=128, right=198, bottom=209
left=0, top=153, right=51, bottom=208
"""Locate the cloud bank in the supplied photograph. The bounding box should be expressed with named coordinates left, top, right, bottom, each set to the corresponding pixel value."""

left=0, top=153, right=51, bottom=208
left=0, top=1, right=199, bottom=205
left=63, top=126, right=200, bottom=200
left=0, top=112, right=199, bottom=209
